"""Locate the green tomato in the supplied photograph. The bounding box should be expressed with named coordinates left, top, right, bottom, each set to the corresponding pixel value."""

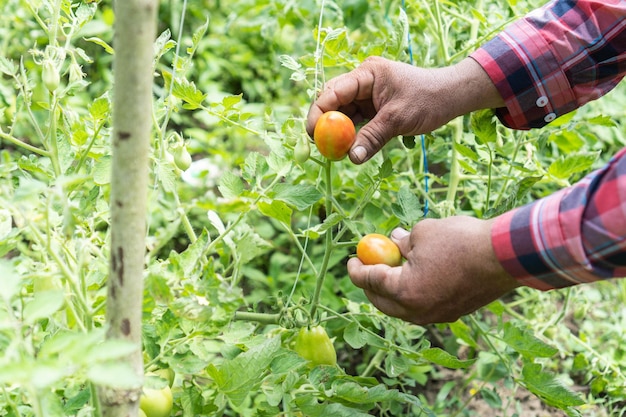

left=139, top=386, right=173, bottom=417
left=293, top=138, right=310, bottom=164
left=42, top=60, right=60, bottom=93
left=173, top=146, right=192, bottom=171
left=293, top=325, right=337, bottom=367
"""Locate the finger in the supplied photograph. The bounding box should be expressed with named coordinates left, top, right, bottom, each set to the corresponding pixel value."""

left=348, top=113, right=398, bottom=164
left=306, top=69, right=375, bottom=137
left=362, top=289, right=413, bottom=321
left=347, top=257, right=403, bottom=298
left=390, top=227, right=411, bottom=258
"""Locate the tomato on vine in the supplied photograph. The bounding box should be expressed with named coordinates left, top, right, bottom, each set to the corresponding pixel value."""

left=139, top=385, right=173, bottom=417
left=313, top=111, right=356, bottom=161
left=293, top=325, right=337, bottom=367
left=294, top=137, right=311, bottom=164
left=357, top=234, right=402, bottom=267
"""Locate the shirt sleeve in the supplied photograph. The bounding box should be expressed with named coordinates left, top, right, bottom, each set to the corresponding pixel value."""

left=491, top=147, right=626, bottom=290
left=470, top=0, right=626, bottom=130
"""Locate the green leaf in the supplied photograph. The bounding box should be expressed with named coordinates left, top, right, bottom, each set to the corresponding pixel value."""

left=454, top=142, right=479, bottom=161
left=549, top=130, right=585, bottom=153
left=391, top=185, right=423, bottom=225
left=0, top=259, right=19, bottom=301
left=548, top=152, right=599, bottom=180
left=93, top=155, right=111, bottom=185
left=502, top=322, right=558, bottom=358
left=0, top=209, right=11, bottom=240
left=449, top=320, right=478, bottom=349
left=521, top=363, right=585, bottom=408
left=207, top=337, right=281, bottom=407
left=471, top=109, right=497, bottom=144
left=156, top=159, right=177, bottom=193
left=272, top=183, right=322, bottom=211
left=296, top=397, right=372, bottom=417
left=242, top=152, right=267, bottom=185
left=377, top=158, right=394, bottom=179
left=303, top=213, right=343, bottom=239
left=86, top=363, right=142, bottom=389
left=218, top=171, right=245, bottom=199
left=171, top=76, right=207, bottom=110
left=89, top=94, right=110, bottom=121
left=385, top=353, right=409, bottom=377
left=258, top=199, right=292, bottom=225
left=420, top=348, right=476, bottom=369
left=343, top=322, right=367, bottom=349
left=84, top=36, right=114, bottom=54
left=23, top=290, right=65, bottom=324
left=484, top=176, right=543, bottom=218
left=0, top=56, right=17, bottom=76
left=222, top=94, right=242, bottom=110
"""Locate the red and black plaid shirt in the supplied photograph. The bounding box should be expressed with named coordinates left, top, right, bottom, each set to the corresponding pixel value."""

left=471, top=0, right=626, bottom=289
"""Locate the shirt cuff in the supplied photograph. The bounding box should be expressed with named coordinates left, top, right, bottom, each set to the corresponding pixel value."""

left=470, top=17, right=577, bottom=130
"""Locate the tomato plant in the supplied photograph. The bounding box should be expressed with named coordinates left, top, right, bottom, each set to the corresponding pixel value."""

left=293, top=325, right=337, bottom=367
left=357, top=233, right=402, bottom=266
left=313, top=110, right=356, bottom=160
left=139, top=386, right=173, bottom=417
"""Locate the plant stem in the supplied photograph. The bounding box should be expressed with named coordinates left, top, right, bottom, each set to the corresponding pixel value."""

left=47, top=97, right=61, bottom=177
left=309, top=160, right=333, bottom=319
left=233, top=311, right=281, bottom=324
left=362, top=349, right=386, bottom=378
left=0, top=130, right=50, bottom=157
left=445, top=119, right=463, bottom=208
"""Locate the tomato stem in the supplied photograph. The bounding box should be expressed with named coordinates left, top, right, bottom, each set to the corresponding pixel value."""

left=309, top=159, right=334, bottom=319
left=233, top=311, right=281, bottom=325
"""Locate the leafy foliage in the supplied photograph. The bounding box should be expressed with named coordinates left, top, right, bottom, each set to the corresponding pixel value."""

left=0, top=0, right=625, bottom=416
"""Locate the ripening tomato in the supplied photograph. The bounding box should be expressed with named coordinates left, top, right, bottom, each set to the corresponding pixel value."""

left=293, top=325, right=337, bottom=367
left=356, top=234, right=402, bottom=267
left=139, top=385, right=173, bottom=417
left=313, top=111, right=356, bottom=161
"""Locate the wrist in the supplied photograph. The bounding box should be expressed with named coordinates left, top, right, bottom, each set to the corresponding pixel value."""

left=448, top=58, right=505, bottom=117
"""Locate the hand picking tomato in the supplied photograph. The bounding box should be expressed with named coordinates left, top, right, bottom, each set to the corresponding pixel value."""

left=357, top=233, right=402, bottom=267
left=293, top=325, right=337, bottom=367
left=139, top=385, right=173, bottom=417
left=313, top=111, right=356, bottom=161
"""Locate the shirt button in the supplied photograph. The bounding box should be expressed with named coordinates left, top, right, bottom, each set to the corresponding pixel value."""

left=536, top=96, right=548, bottom=107
left=544, top=112, right=556, bottom=123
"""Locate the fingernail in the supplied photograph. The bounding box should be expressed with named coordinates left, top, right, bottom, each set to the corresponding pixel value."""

left=391, top=228, right=409, bottom=240
left=352, top=146, right=367, bottom=163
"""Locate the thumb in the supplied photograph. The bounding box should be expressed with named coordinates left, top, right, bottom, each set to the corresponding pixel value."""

left=349, top=114, right=396, bottom=164
left=391, top=227, right=411, bottom=258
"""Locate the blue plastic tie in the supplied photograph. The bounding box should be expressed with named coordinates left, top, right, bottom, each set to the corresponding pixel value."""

left=401, top=0, right=429, bottom=216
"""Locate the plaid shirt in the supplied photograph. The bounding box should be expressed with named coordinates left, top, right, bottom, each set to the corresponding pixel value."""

left=471, top=0, right=626, bottom=289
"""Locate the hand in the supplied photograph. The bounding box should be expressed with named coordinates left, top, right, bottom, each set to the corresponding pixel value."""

left=306, top=56, right=504, bottom=164
left=347, top=217, right=519, bottom=325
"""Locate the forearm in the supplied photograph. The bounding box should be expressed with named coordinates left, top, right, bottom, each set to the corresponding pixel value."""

left=445, top=57, right=505, bottom=117
left=492, top=147, right=626, bottom=289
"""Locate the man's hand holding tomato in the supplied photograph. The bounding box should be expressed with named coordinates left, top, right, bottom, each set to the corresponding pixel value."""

left=349, top=218, right=519, bottom=325
left=306, top=56, right=504, bottom=164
